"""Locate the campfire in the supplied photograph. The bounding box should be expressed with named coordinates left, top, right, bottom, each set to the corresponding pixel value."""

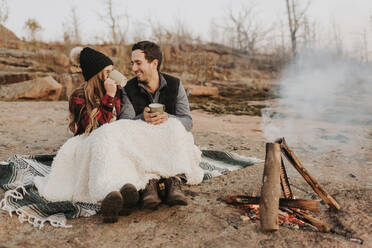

left=226, top=137, right=340, bottom=233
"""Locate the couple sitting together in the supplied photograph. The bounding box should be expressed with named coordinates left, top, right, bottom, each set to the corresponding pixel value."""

left=34, top=41, right=204, bottom=223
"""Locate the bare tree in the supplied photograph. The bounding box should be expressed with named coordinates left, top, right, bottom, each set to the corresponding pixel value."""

left=146, top=16, right=194, bottom=45
left=224, top=3, right=272, bottom=55
left=329, top=19, right=343, bottom=55
left=361, top=28, right=369, bottom=63
left=99, top=0, right=130, bottom=44
left=351, top=14, right=372, bottom=63
left=131, top=20, right=148, bottom=43
left=172, top=17, right=194, bottom=44
left=285, top=0, right=311, bottom=57
left=62, top=22, right=71, bottom=43
left=146, top=18, right=171, bottom=44
left=24, top=18, right=42, bottom=41
left=302, top=17, right=318, bottom=49
left=208, top=18, right=220, bottom=44
left=71, top=7, right=81, bottom=44
left=0, top=0, right=9, bottom=25
left=62, top=7, right=82, bottom=44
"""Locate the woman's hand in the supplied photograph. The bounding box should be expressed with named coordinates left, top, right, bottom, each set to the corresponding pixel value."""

left=104, top=78, right=117, bottom=97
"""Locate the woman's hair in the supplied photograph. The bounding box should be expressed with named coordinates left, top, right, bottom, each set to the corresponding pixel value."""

left=68, top=70, right=106, bottom=135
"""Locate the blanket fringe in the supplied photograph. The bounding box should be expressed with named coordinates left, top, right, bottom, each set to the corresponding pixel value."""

left=0, top=186, right=26, bottom=216
left=16, top=209, right=72, bottom=229
left=0, top=186, right=71, bottom=228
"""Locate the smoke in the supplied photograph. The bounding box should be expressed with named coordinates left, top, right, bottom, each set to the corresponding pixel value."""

left=261, top=50, right=372, bottom=157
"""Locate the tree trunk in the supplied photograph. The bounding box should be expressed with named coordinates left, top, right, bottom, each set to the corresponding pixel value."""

left=291, top=32, right=297, bottom=58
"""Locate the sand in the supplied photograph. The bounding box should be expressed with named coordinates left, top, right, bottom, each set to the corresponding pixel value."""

left=0, top=101, right=371, bottom=248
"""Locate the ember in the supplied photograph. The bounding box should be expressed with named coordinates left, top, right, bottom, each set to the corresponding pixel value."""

left=227, top=196, right=314, bottom=229
left=237, top=204, right=307, bottom=227
left=278, top=210, right=306, bottom=226
left=237, top=204, right=260, bottom=221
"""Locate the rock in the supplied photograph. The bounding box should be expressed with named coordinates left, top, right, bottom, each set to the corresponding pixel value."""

left=0, top=72, right=30, bottom=85
left=0, top=76, right=62, bottom=101
left=55, top=73, right=84, bottom=100
left=183, top=84, right=219, bottom=97
left=162, top=44, right=172, bottom=62
left=55, top=73, right=73, bottom=100
left=71, top=73, right=84, bottom=88
left=53, top=54, right=70, bottom=67
left=0, top=72, right=57, bottom=85
left=0, top=25, right=20, bottom=41
left=54, top=73, right=84, bottom=100
left=0, top=25, right=21, bottom=49
left=69, top=65, right=82, bottom=74
left=180, top=72, right=195, bottom=84
left=0, top=47, right=37, bottom=59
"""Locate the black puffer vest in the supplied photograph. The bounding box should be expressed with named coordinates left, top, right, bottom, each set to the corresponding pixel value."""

left=124, top=73, right=180, bottom=115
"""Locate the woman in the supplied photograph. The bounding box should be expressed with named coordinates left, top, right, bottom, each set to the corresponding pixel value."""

left=68, top=47, right=121, bottom=136
left=34, top=47, right=204, bottom=223
left=68, top=47, right=141, bottom=223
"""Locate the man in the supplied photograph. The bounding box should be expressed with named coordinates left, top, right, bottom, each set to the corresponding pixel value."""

left=120, top=41, right=192, bottom=209
left=120, top=41, right=192, bottom=131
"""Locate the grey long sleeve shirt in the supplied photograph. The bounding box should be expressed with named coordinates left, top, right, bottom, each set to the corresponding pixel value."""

left=119, top=74, right=193, bottom=131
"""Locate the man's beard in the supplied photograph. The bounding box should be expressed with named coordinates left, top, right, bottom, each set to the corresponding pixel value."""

left=137, top=74, right=149, bottom=85
left=138, top=78, right=149, bottom=86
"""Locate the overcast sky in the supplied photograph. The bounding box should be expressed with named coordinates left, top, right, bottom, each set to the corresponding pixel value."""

left=4, top=0, right=372, bottom=51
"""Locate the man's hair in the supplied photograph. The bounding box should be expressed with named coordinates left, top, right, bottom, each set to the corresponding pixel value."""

left=132, top=41, right=162, bottom=71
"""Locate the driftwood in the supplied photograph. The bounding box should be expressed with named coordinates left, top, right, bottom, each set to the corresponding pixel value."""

left=276, top=138, right=341, bottom=211
left=226, top=195, right=320, bottom=213
left=259, top=143, right=281, bottom=232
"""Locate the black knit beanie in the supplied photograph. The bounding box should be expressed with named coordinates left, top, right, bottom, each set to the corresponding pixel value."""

left=79, top=47, right=113, bottom=81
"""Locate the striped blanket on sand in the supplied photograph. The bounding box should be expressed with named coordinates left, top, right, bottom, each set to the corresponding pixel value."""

left=0, top=151, right=261, bottom=228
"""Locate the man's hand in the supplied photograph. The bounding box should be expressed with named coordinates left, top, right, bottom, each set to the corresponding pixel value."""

left=143, top=107, right=168, bottom=125
left=104, top=78, right=117, bottom=97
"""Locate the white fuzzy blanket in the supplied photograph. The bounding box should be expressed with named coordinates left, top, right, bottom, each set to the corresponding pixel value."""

left=34, top=118, right=203, bottom=204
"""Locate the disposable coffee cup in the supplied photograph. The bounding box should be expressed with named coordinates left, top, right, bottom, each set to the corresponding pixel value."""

left=149, top=103, right=165, bottom=114
left=109, top=69, right=127, bottom=87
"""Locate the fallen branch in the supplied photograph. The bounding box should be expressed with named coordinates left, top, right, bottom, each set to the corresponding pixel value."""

left=276, top=138, right=341, bottom=211
left=226, top=195, right=320, bottom=212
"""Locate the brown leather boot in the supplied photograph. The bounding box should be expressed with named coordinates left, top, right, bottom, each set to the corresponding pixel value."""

left=101, top=191, right=123, bottom=223
left=164, top=177, right=188, bottom=206
left=119, top=183, right=139, bottom=216
left=141, top=179, right=161, bottom=210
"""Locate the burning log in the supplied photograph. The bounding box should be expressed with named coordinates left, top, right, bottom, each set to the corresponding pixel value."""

left=282, top=208, right=331, bottom=233
left=259, top=143, right=281, bottom=232
left=226, top=195, right=320, bottom=213
left=276, top=138, right=341, bottom=211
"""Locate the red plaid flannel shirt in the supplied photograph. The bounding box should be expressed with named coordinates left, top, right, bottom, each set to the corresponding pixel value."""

left=70, top=92, right=121, bottom=135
